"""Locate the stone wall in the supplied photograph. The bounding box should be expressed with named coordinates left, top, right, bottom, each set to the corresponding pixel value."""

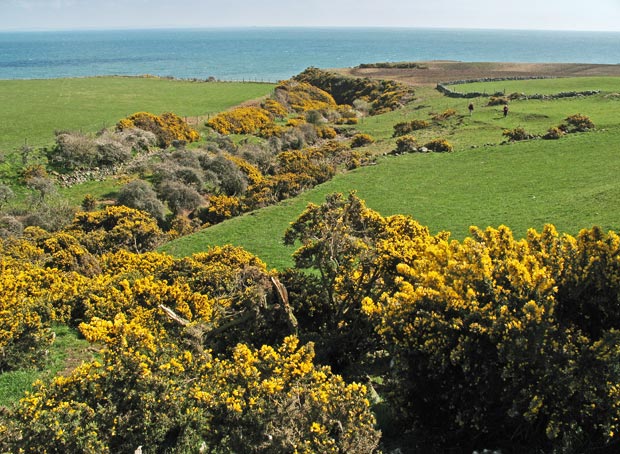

left=436, top=77, right=599, bottom=100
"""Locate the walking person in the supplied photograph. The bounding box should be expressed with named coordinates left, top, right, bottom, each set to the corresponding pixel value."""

left=468, top=102, right=474, bottom=116
left=503, top=104, right=509, bottom=117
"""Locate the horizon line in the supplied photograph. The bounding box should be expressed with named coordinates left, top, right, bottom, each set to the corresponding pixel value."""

left=2, top=25, right=620, bottom=34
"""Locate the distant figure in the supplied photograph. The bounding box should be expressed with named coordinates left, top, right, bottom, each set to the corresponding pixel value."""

left=503, top=104, right=509, bottom=117
left=468, top=102, right=474, bottom=116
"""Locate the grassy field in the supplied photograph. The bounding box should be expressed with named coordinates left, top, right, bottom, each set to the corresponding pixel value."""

left=0, top=77, right=275, bottom=152
left=161, top=77, right=620, bottom=269
left=452, top=76, right=620, bottom=95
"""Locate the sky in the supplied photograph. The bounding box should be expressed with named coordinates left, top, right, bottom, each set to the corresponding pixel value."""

left=1, top=0, right=619, bottom=32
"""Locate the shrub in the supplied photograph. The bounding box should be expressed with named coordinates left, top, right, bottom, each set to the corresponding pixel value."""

left=393, top=119, right=430, bottom=137
left=199, top=194, right=243, bottom=225
left=199, top=153, right=249, bottom=196
left=94, top=131, right=132, bottom=167
left=116, top=127, right=158, bottom=152
left=116, top=180, right=166, bottom=221
left=305, top=109, right=326, bottom=125
left=543, top=126, right=565, bottom=140
left=81, top=194, right=97, bottom=212
left=392, top=121, right=414, bottom=137
left=431, top=108, right=457, bottom=121
left=116, top=111, right=199, bottom=148
left=22, top=200, right=75, bottom=232
left=68, top=206, right=163, bottom=254
left=283, top=193, right=386, bottom=372
left=563, top=113, right=595, bottom=132
left=488, top=96, right=509, bottom=106
left=394, top=135, right=418, bottom=154
left=293, top=67, right=415, bottom=115
left=0, top=183, right=14, bottom=209
left=276, top=149, right=336, bottom=186
left=2, top=330, right=380, bottom=454
left=274, top=80, right=337, bottom=113
left=206, top=106, right=274, bottom=135
left=262, top=98, right=288, bottom=118
left=410, top=119, right=430, bottom=130
left=350, top=133, right=375, bottom=148
left=0, top=215, right=23, bottom=238
left=317, top=125, right=338, bottom=139
left=502, top=127, right=533, bottom=141
left=157, top=181, right=205, bottom=215
left=362, top=223, right=620, bottom=452
left=424, top=138, right=454, bottom=152
left=47, top=131, right=98, bottom=171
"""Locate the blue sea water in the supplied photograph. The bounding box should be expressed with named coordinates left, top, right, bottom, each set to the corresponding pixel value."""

left=0, top=27, right=619, bottom=81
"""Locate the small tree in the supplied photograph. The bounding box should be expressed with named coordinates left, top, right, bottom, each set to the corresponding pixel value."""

left=0, top=183, right=14, bottom=209
left=81, top=194, right=97, bottom=211
left=26, top=176, right=56, bottom=204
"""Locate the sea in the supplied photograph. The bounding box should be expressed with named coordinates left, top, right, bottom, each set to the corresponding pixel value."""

left=1, top=27, right=620, bottom=81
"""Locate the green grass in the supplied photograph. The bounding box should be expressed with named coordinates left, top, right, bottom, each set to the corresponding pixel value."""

left=161, top=77, right=620, bottom=269
left=161, top=128, right=620, bottom=269
left=452, top=76, right=620, bottom=95
left=0, top=324, right=92, bottom=407
left=57, top=178, right=123, bottom=206
left=0, top=77, right=275, bottom=152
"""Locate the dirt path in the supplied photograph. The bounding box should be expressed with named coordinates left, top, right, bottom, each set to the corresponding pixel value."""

left=333, top=61, right=620, bottom=86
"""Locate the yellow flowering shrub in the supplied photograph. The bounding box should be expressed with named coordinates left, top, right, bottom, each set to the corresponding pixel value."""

left=293, top=67, right=415, bottom=115
left=424, top=137, right=454, bottom=152
left=2, top=324, right=379, bottom=453
left=201, top=194, right=243, bottom=225
left=68, top=205, right=164, bottom=254
left=363, top=221, right=620, bottom=451
left=116, top=111, right=199, bottom=148
left=350, top=133, right=375, bottom=148
left=262, top=98, right=288, bottom=118
left=275, top=80, right=337, bottom=113
left=206, top=106, right=274, bottom=135
left=285, top=192, right=620, bottom=451
left=0, top=256, right=86, bottom=369
left=317, top=125, right=337, bottom=139
left=225, top=154, right=264, bottom=186
left=431, top=108, right=457, bottom=121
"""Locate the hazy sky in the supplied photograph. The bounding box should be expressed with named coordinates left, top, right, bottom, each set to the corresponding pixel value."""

left=1, top=0, right=619, bottom=32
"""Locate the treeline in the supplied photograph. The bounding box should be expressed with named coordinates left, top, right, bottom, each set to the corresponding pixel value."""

left=2, top=192, right=620, bottom=453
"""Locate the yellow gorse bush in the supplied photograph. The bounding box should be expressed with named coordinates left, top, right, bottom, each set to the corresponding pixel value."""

left=206, top=106, right=274, bottom=135
left=116, top=111, right=199, bottom=148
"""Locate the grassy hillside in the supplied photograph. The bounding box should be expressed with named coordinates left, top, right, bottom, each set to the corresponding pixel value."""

left=161, top=77, right=620, bottom=269
left=0, top=77, right=275, bottom=152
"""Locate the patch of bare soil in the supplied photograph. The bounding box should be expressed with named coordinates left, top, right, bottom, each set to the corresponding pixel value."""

left=333, top=61, right=620, bottom=86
